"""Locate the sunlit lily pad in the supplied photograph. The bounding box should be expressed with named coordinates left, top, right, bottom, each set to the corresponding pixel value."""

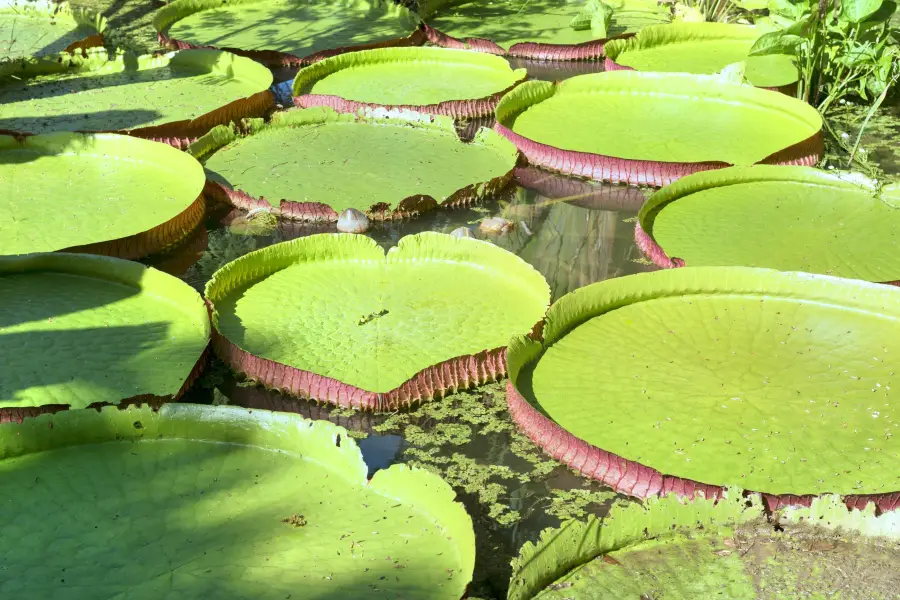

left=0, top=132, right=205, bottom=257
left=507, top=267, right=900, bottom=504
left=293, top=47, right=527, bottom=118
left=0, top=403, right=475, bottom=598
left=509, top=492, right=900, bottom=600
left=0, top=49, right=273, bottom=143
left=190, top=107, right=519, bottom=221
left=420, top=0, right=670, bottom=60
left=494, top=71, right=823, bottom=186
left=603, top=23, right=798, bottom=90
left=206, top=232, right=550, bottom=410
left=155, top=0, right=423, bottom=66
left=636, top=165, right=900, bottom=282
left=0, top=253, right=209, bottom=414
left=0, top=0, right=105, bottom=60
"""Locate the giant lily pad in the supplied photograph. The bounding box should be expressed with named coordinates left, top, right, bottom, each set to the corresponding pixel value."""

left=420, top=0, right=671, bottom=60
left=0, top=0, right=105, bottom=60
left=206, top=232, right=550, bottom=410
left=1, top=132, right=206, bottom=257
left=0, top=49, right=273, bottom=143
left=636, top=166, right=900, bottom=283
left=603, top=23, right=799, bottom=90
left=0, top=403, right=475, bottom=598
left=506, top=267, right=900, bottom=506
left=509, top=491, right=900, bottom=600
left=154, top=0, right=423, bottom=67
left=0, top=253, right=209, bottom=416
left=190, top=107, right=519, bottom=221
left=293, top=47, right=527, bottom=118
left=494, top=71, right=823, bottom=186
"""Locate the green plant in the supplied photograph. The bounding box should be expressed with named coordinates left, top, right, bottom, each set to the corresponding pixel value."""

left=750, top=0, right=900, bottom=112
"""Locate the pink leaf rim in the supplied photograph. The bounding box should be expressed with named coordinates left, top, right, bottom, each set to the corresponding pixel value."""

left=423, top=23, right=636, bottom=61
left=513, top=165, right=648, bottom=211
left=62, top=193, right=207, bottom=260
left=0, top=347, right=209, bottom=424
left=210, top=325, right=507, bottom=411
left=603, top=57, right=799, bottom=95
left=634, top=221, right=900, bottom=287
left=494, top=121, right=824, bottom=187
left=506, top=380, right=900, bottom=513
left=157, top=28, right=427, bottom=68
left=295, top=79, right=524, bottom=119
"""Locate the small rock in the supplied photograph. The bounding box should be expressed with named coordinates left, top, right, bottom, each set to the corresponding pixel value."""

left=450, top=227, right=476, bottom=239
left=337, top=208, right=370, bottom=233
left=478, top=217, right=514, bottom=234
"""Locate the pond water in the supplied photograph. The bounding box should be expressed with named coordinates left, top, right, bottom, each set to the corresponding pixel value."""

left=139, top=62, right=900, bottom=599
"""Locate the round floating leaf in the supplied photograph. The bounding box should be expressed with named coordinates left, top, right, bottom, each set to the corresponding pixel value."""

left=155, top=0, right=422, bottom=66
left=0, top=403, right=475, bottom=598
left=420, top=0, right=670, bottom=60
left=636, top=165, right=900, bottom=282
left=190, top=107, right=519, bottom=221
left=0, top=49, right=273, bottom=142
left=205, top=232, right=550, bottom=410
left=0, top=132, right=206, bottom=257
left=510, top=492, right=900, bottom=600
left=0, top=0, right=105, bottom=60
left=494, top=71, right=823, bottom=186
left=603, top=23, right=798, bottom=89
left=506, top=267, right=900, bottom=504
left=0, top=253, right=209, bottom=412
left=293, top=47, right=527, bottom=118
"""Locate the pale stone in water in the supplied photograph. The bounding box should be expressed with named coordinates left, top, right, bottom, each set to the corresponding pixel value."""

left=337, top=208, right=370, bottom=233
left=450, top=227, right=476, bottom=238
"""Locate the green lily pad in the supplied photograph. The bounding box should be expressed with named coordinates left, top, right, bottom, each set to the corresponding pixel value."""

left=507, top=267, right=900, bottom=498
left=0, top=132, right=206, bottom=257
left=604, top=23, right=798, bottom=88
left=292, top=47, right=527, bottom=117
left=190, top=107, right=519, bottom=220
left=0, top=0, right=105, bottom=61
left=155, top=0, right=420, bottom=64
left=510, top=492, right=900, bottom=600
left=0, top=253, right=209, bottom=410
left=0, top=403, right=475, bottom=598
left=495, top=71, right=821, bottom=168
left=0, top=49, right=272, bottom=137
left=205, top=232, right=550, bottom=409
left=421, top=0, right=670, bottom=53
left=638, top=165, right=900, bottom=282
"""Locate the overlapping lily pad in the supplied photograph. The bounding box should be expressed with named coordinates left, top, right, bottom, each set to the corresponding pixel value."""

left=206, top=233, right=550, bottom=410
left=190, top=107, right=519, bottom=221
left=0, top=254, right=209, bottom=418
left=293, top=47, right=527, bottom=118
left=155, top=0, right=423, bottom=67
left=603, top=23, right=799, bottom=91
left=420, top=0, right=670, bottom=60
left=0, top=49, right=273, bottom=144
left=506, top=267, right=900, bottom=507
left=0, top=0, right=105, bottom=60
left=509, top=492, right=900, bottom=600
left=494, top=71, right=823, bottom=186
left=0, top=403, right=475, bottom=598
left=1, top=132, right=206, bottom=257
left=636, top=165, right=900, bottom=283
